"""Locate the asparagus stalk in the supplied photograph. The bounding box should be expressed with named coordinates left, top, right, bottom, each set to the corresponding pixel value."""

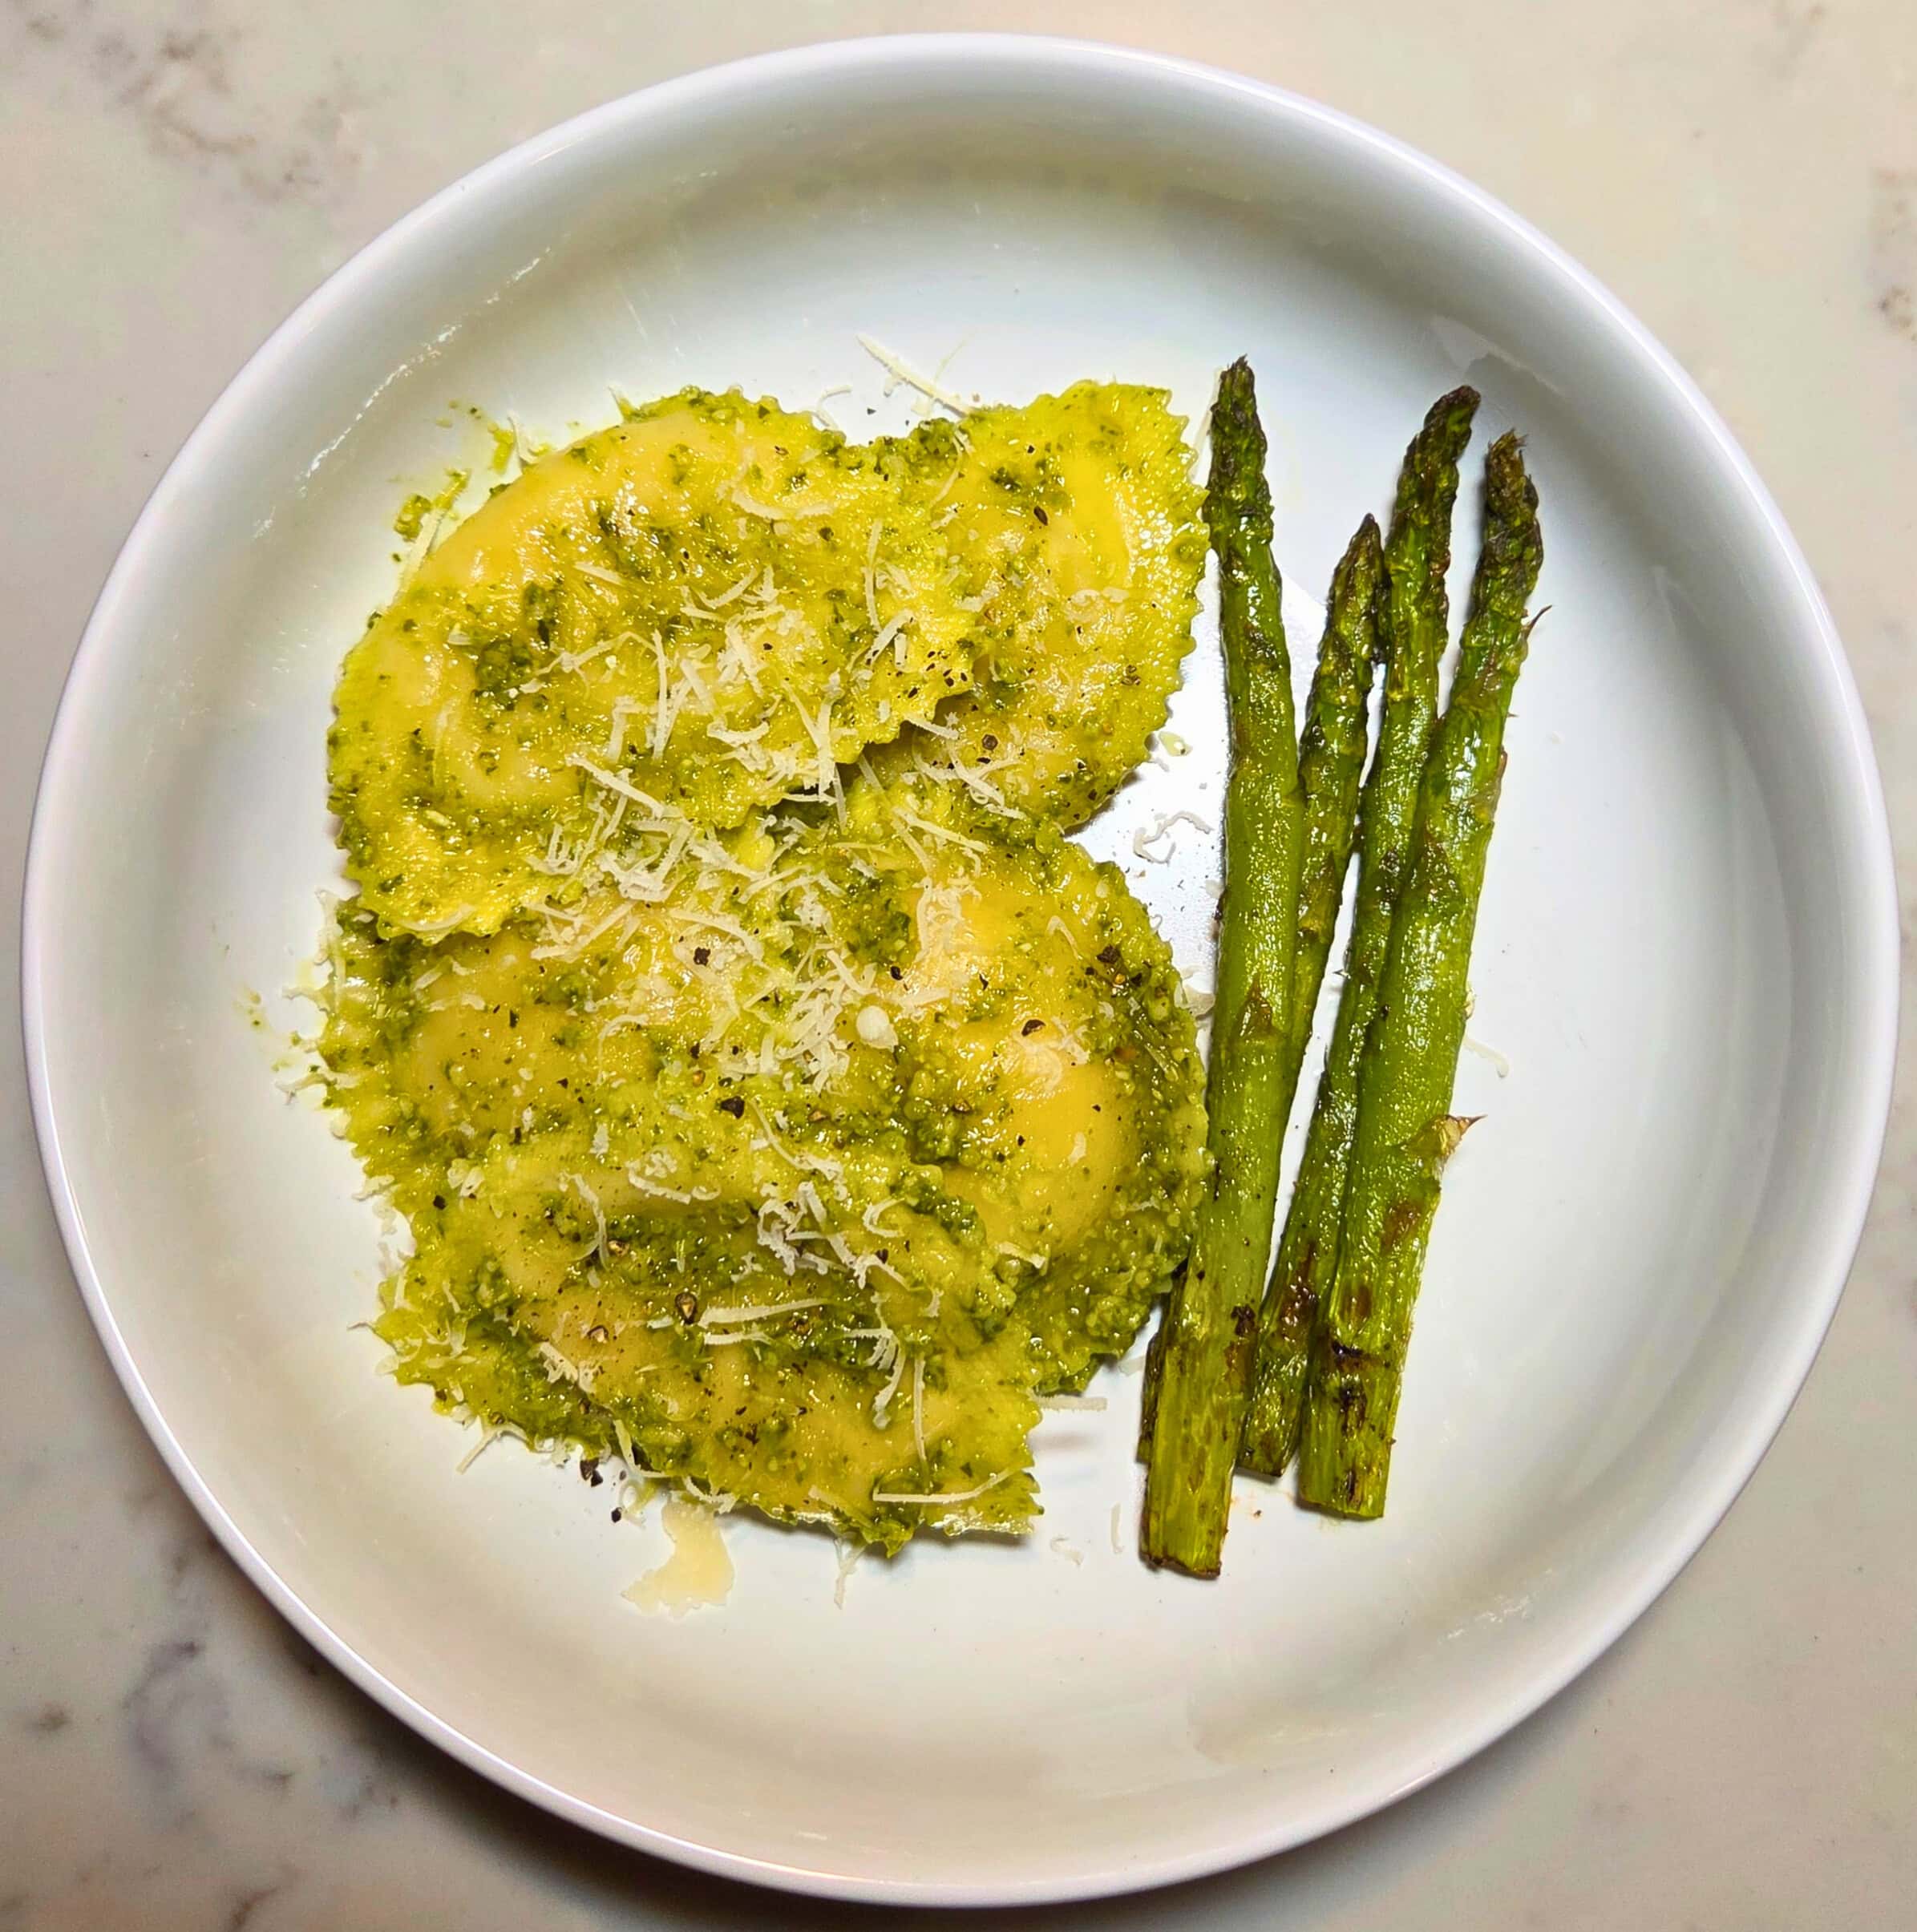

left=1140, top=516, right=1384, bottom=1464
left=1239, top=389, right=1480, bottom=1477
left=1288, top=517, right=1386, bottom=1073
left=1138, top=359, right=1304, bottom=1577
left=1296, top=431, right=1543, bottom=1518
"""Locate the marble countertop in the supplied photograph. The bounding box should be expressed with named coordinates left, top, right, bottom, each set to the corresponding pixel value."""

left=4, top=3, right=1914, bottom=1926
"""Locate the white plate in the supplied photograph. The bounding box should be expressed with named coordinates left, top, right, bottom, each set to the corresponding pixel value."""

left=23, top=35, right=1897, bottom=1906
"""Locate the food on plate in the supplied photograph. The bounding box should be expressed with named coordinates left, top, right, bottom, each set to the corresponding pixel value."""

left=310, top=351, right=1543, bottom=1575
left=323, top=793, right=1206, bottom=1550
left=330, top=389, right=981, bottom=938
left=1139, top=376, right=1543, bottom=1570
left=860, top=383, right=1207, bottom=827
left=1285, top=521, right=1385, bottom=1096
left=330, top=383, right=1204, bottom=939
left=1138, top=359, right=1308, bottom=1578
left=1294, top=430, right=1543, bottom=1516
left=318, top=382, right=1210, bottom=1550
left=1240, top=389, right=1480, bottom=1477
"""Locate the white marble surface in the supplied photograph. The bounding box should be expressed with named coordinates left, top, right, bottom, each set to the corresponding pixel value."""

left=3, top=3, right=1914, bottom=1925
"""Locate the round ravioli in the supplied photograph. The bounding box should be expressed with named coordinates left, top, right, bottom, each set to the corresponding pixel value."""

left=867, top=382, right=1207, bottom=828
left=322, top=779, right=1206, bottom=1549
left=330, top=390, right=981, bottom=937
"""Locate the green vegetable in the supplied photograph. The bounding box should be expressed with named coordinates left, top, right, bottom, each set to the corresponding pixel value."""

left=1139, top=359, right=1304, bottom=1577
left=1288, top=517, right=1386, bottom=1073
left=1296, top=430, right=1543, bottom=1517
left=1240, top=390, right=1479, bottom=1477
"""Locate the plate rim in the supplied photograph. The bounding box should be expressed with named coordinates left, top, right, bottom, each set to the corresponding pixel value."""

left=19, top=30, right=1900, bottom=1906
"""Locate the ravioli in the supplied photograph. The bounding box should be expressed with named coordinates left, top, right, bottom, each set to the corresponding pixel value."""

left=322, top=784, right=1206, bottom=1547
left=866, top=382, right=1207, bottom=827
left=331, top=385, right=1205, bottom=936
left=330, top=390, right=981, bottom=936
left=319, top=378, right=1210, bottom=1552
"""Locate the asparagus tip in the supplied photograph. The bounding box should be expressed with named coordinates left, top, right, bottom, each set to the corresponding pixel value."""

left=1426, top=383, right=1482, bottom=431
left=1484, top=430, right=1542, bottom=525
left=1203, top=358, right=1274, bottom=537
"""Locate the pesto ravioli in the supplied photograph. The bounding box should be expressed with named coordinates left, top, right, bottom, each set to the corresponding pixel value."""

left=319, top=380, right=1209, bottom=1552
left=866, top=382, right=1208, bottom=827
left=332, top=390, right=981, bottom=937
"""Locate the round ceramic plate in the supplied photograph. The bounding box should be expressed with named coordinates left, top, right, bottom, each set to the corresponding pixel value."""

left=24, top=35, right=1896, bottom=1906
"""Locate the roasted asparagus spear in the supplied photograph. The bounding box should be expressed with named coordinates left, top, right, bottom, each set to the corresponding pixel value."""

left=1295, top=430, right=1543, bottom=1518
left=1240, top=388, right=1480, bottom=1477
left=1139, top=359, right=1304, bottom=1576
left=1288, top=518, right=1386, bottom=1074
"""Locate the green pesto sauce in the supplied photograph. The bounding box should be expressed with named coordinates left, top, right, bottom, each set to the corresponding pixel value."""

left=321, top=383, right=1209, bottom=1552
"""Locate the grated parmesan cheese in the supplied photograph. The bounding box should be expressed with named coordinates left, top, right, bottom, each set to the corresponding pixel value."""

left=1132, top=808, right=1215, bottom=863
left=855, top=333, right=972, bottom=414
left=870, top=1470, right=1009, bottom=1507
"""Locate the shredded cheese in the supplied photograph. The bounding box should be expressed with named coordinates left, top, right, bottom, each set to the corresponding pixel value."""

left=1132, top=808, right=1215, bottom=863
left=1462, top=1033, right=1512, bottom=1078
left=870, top=1470, right=1009, bottom=1507
left=698, top=1296, right=828, bottom=1328
left=855, top=333, right=972, bottom=414
left=567, top=754, right=664, bottom=812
